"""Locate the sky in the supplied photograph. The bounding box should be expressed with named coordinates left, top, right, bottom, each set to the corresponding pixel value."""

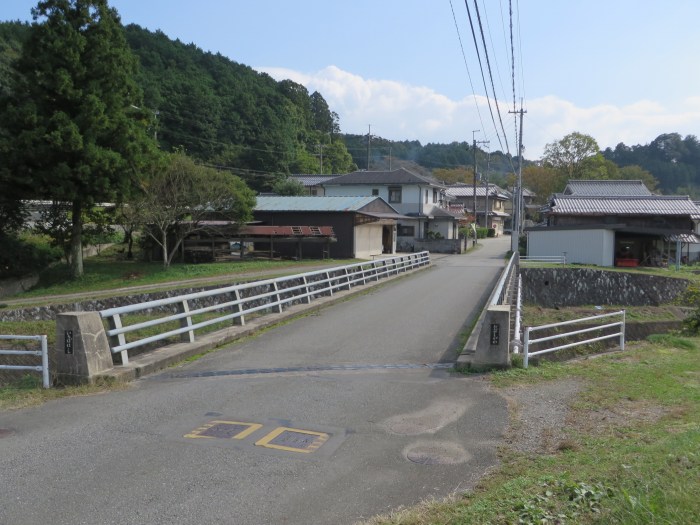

left=3, top=0, right=700, bottom=159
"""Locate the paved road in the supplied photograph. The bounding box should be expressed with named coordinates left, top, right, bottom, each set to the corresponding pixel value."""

left=0, top=237, right=511, bottom=525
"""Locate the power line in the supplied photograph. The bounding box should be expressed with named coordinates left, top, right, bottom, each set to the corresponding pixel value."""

left=472, top=0, right=511, bottom=156
left=449, top=0, right=486, bottom=134
left=463, top=0, right=505, bottom=154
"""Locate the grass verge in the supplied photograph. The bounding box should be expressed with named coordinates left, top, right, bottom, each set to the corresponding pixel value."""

left=0, top=374, right=128, bottom=411
left=361, top=335, right=700, bottom=524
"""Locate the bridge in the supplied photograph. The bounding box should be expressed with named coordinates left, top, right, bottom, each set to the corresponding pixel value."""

left=0, top=237, right=517, bottom=525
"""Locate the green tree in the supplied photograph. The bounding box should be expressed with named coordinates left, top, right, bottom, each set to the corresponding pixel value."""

left=542, top=132, right=600, bottom=179
left=618, top=164, right=659, bottom=192
left=0, top=0, right=159, bottom=278
left=271, top=177, right=306, bottom=196
left=433, top=167, right=476, bottom=184
left=132, top=152, right=255, bottom=268
left=522, top=165, right=566, bottom=204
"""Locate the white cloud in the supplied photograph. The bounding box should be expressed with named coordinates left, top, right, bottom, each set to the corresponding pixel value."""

left=257, top=66, right=700, bottom=160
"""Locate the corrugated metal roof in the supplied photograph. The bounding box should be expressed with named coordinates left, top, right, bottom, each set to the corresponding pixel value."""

left=255, top=195, right=383, bottom=212
left=550, top=195, right=700, bottom=217
left=323, top=168, right=443, bottom=187
left=665, top=233, right=700, bottom=244
left=241, top=225, right=336, bottom=237
left=563, top=179, right=653, bottom=196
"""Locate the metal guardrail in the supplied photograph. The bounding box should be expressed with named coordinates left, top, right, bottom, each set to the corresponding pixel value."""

left=520, top=255, right=567, bottom=264
left=0, top=335, right=50, bottom=388
left=523, top=310, right=625, bottom=368
left=100, top=252, right=430, bottom=364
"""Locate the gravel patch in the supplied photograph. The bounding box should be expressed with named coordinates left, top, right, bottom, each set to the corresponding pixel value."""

left=500, top=379, right=584, bottom=454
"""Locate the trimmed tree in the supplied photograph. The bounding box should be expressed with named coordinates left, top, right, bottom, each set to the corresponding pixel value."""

left=133, top=152, right=256, bottom=268
left=0, top=0, right=159, bottom=278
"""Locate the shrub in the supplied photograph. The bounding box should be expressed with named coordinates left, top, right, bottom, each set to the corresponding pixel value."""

left=0, top=234, right=62, bottom=278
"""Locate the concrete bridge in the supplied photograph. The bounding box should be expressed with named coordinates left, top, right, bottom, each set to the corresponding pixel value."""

left=0, top=237, right=514, bottom=525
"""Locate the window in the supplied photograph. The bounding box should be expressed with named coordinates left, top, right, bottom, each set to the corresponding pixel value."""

left=310, top=188, right=318, bottom=196
left=389, top=186, right=402, bottom=203
left=424, top=189, right=428, bottom=203
left=372, top=188, right=379, bottom=196
left=398, top=225, right=415, bottom=236
left=433, top=189, right=438, bottom=203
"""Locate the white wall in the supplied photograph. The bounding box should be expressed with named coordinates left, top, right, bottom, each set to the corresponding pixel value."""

left=527, top=229, right=615, bottom=266
left=428, top=219, right=457, bottom=240
left=324, top=184, right=422, bottom=215
left=354, top=223, right=385, bottom=259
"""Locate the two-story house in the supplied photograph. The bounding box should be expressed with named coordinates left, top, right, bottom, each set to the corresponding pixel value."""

left=321, top=168, right=464, bottom=252
left=444, top=183, right=511, bottom=235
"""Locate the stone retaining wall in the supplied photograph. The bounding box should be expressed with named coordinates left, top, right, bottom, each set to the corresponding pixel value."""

left=521, top=268, right=689, bottom=307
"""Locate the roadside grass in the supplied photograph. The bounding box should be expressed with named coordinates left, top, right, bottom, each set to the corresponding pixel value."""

left=9, top=245, right=348, bottom=301
left=361, top=336, right=700, bottom=524
left=0, top=374, right=128, bottom=411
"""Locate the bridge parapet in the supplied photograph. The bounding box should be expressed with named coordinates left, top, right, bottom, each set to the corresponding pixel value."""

left=458, top=252, right=519, bottom=369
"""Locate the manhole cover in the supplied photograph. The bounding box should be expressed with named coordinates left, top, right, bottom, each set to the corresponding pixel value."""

left=0, top=428, right=14, bottom=438
left=404, top=441, right=470, bottom=465
left=185, top=420, right=262, bottom=440
left=256, top=427, right=329, bottom=453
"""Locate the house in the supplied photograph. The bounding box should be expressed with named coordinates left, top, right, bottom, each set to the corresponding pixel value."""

left=444, top=183, right=511, bottom=235
left=321, top=168, right=465, bottom=252
left=526, top=180, right=700, bottom=267
left=253, top=195, right=406, bottom=259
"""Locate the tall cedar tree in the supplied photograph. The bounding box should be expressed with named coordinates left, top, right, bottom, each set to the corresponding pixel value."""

left=1, top=0, right=158, bottom=278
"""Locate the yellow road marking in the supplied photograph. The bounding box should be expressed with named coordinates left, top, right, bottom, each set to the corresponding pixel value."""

left=184, top=420, right=263, bottom=440
left=255, top=426, right=330, bottom=453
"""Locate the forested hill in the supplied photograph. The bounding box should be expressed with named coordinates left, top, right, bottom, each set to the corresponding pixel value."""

left=603, top=133, right=700, bottom=196
left=0, top=21, right=356, bottom=191
left=123, top=24, right=356, bottom=188
left=2, top=20, right=698, bottom=195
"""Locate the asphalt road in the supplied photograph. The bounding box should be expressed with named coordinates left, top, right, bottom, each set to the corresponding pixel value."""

left=0, top=237, right=511, bottom=525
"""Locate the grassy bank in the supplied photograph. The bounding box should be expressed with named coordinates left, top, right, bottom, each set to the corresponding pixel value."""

left=8, top=249, right=345, bottom=300
left=362, top=335, right=700, bottom=524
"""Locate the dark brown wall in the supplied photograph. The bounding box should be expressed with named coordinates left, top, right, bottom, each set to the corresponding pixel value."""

left=252, top=211, right=356, bottom=258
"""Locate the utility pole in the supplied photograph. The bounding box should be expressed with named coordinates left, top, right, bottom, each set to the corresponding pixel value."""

left=367, top=124, right=372, bottom=171
left=316, top=143, right=324, bottom=174
left=509, top=104, right=527, bottom=254
left=485, top=149, right=491, bottom=232
left=472, top=130, right=489, bottom=243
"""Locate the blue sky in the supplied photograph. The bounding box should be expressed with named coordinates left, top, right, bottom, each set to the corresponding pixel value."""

left=3, top=1, right=700, bottom=158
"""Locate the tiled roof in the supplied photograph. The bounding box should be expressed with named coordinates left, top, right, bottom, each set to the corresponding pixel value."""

left=289, top=174, right=341, bottom=186
left=255, top=195, right=385, bottom=212
left=445, top=184, right=509, bottom=199
left=563, top=179, right=653, bottom=196
left=323, top=168, right=443, bottom=187
left=549, top=195, right=700, bottom=217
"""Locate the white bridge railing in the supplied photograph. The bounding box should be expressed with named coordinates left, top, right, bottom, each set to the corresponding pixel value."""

left=100, top=252, right=430, bottom=364
left=520, top=254, right=567, bottom=265
left=523, top=310, right=625, bottom=367
left=0, top=335, right=50, bottom=388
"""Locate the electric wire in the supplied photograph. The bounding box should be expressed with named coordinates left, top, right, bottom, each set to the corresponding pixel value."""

left=462, top=0, right=503, bottom=154
left=449, top=0, right=486, bottom=137
left=472, top=0, right=511, bottom=156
